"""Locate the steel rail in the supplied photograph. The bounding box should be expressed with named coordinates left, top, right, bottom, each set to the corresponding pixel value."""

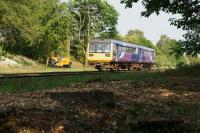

left=0, top=69, right=146, bottom=79
left=0, top=71, right=106, bottom=79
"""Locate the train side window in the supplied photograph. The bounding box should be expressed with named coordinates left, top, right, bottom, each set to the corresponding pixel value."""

left=142, top=49, right=144, bottom=55
left=145, top=50, right=147, bottom=56
left=119, top=45, right=122, bottom=52
left=104, top=43, right=111, bottom=53
left=122, top=46, right=125, bottom=52
left=135, top=48, right=138, bottom=54
left=132, top=48, right=137, bottom=54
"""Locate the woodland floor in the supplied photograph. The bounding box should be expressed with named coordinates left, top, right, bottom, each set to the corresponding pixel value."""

left=0, top=73, right=200, bottom=133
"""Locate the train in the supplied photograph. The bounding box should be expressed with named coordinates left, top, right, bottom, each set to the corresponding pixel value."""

left=87, top=39, right=155, bottom=70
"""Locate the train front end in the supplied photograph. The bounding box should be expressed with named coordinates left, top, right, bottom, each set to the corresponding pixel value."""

left=88, top=39, right=113, bottom=70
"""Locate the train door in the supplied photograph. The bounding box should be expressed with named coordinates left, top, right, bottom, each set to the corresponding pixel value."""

left=138, top=48, right=142, bottom=63
left=116, top=43, right=120, bottom=62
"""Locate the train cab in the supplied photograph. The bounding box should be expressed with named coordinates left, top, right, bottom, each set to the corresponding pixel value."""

left=88, top=39, right=113, bottom=70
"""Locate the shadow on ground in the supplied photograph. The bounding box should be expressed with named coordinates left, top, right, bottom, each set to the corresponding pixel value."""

left=1, top=88, right=197, bottom=132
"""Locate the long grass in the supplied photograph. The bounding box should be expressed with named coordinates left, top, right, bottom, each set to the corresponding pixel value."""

left=1, top=63, right=199, bottom=94
left=0, top=71, right=165, bottom=93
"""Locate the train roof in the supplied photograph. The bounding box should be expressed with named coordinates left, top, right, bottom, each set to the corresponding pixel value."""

left=90, top=39, right=155, bottom=51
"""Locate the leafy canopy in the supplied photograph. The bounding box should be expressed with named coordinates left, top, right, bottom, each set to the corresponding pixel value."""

left=121, top=29, right=155, bottom=49
left=69, top=0, right=119, bottom=62
left=0, top=0, right=73, bottom=61
left=121, top=0, right=200, bottom=56
left=156, top=35, right=187, bottom=68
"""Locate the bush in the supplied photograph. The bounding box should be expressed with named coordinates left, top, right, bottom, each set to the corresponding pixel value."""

left=165, top=63, right=200, bottom=76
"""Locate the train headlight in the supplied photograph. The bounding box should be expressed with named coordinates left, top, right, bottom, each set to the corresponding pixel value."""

left=89, top=54, right=94, bottom=57
left=105, top=54, right=110, bottom=57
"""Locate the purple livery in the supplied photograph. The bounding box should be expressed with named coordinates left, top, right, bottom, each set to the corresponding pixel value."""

left=88, top=39, right=155, bottom=70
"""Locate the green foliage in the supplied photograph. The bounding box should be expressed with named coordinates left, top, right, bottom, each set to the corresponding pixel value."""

left=0, top=0, right=118, bottom=64
left=121, top=0, right=200, bottom=56
left=37, top=1, right=73, bottom=61
left=0, top=0, right=73, bottom=62
left=69, top=0, right=119, bottom=63
left=165, top=63, right=200, bottom=77
left=175, top=30, right=200, bottom=56
left=121, top=29, right=155, bottom=49
left=156, top=35, right=188, bottom=68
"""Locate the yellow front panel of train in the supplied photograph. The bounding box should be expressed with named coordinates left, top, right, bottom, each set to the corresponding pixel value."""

left=88, top=53, right=113, bottom=62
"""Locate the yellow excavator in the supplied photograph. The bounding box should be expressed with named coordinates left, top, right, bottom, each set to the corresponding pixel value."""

left=49, top=51, right=72, bottom=68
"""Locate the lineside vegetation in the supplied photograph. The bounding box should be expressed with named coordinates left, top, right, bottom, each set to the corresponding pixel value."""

left=0, top=0, right=199, bottom=69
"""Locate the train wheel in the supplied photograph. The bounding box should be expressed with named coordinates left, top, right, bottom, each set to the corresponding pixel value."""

left=110, top=68, right=114, bottom=71
left=127, top=66, right=131, bottom=71
left=97, top=67, right=102, bottom=71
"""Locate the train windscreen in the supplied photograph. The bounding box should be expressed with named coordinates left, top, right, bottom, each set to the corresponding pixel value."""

left=89, top=42, right=111, bottom=53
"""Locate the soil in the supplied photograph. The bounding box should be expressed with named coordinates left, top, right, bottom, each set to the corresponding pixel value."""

left=0, top=76, right=200, bottom=133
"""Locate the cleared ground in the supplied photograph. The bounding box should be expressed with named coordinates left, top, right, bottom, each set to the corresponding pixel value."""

left=0, top=66, right=95, bottom=74
left=0, top=71, right=199, bottom=132
left=0, top=54, right=95, bottom=74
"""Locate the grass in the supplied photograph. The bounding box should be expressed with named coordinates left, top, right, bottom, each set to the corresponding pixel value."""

left=0, top=71, right=169, bottom=93
left=1, top=63, right=199, bottom=93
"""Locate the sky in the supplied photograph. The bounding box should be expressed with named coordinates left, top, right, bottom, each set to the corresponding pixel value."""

left=107, top=0, right=185, bottom=44
left=62, top=0, right=185, bottom=44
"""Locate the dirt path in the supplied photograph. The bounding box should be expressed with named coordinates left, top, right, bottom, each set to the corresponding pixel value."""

left=0, top=76, right=200, bottom=133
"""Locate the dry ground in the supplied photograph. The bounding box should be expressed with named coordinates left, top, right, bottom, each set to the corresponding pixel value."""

left=0, top=75, right=200, bottom=133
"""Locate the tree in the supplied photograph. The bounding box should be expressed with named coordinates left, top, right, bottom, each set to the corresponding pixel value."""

left=121, top=0, right=200, bottom=56
left=38, top=0, right=73, bottom=66
left=69, top=0, right=119, bottom=64
left=0, top=0, right=73, bottom=64
left=122, top=29, right=155, bottom=49
left=157, top=35, right=175, bottom=53
left=0, top=0, right=42, bottom=53
left=156, top=35, right=187, bottom=68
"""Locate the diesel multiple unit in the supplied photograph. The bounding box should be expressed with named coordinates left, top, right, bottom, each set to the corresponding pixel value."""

left=88, top=39, right=155, bottom=70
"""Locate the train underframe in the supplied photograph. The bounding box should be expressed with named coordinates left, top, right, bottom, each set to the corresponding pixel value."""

left=89, top=62, right=154, bottom=71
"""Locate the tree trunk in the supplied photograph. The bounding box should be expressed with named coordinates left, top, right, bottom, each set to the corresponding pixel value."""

left=85, top=8, right=90, bottom=67
left=46, top=56, right=50, bottom=68
left=67, top=35, right=71, bottom=57
left=85, top=42, right=89, bottom=66
left=46, top=43, right=51, bottom=68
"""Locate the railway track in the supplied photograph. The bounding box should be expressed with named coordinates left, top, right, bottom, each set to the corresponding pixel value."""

left=0, top=69, right=154, bottom=79
left=0, top=71, right=106, bottom=79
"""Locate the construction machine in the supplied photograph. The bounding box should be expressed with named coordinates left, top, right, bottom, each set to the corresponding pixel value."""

left=49, top=51, right=72, bottom=68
